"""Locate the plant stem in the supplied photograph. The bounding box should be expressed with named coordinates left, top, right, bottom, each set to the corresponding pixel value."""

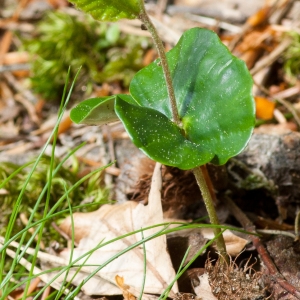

left=193, top=166, right=229, bottom=264
left=200, top=165, right=217, bottom=204
left=138, top=2, right=181, bottom=126
left=138, top=0, right=228, bottom=262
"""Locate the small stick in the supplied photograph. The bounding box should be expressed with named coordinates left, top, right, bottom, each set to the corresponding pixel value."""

left=0, top=63, right=30, bottom=73
left=250, top=38, right=291, bottom=76
left=19, top=213, right=45, bottom=249
left=41, top=285, right=52, bottom=300
left=14, top=93, right=40, bottom=125
left=2, top=245, right=79, bottom=299
left=102, top=125, right=116, bottom=167
left=51, top=222, right=77, bottom=246
left=223, top=196, right=300, bottom=299
left=256, top=229, right=296, bottom=239
left=2, top=71, right=38, bottom=104
left=156, top=0, right=168, bottom=18
left=228, top=0, right=285, bottom=52
left=14, top=277, right=41, bottom=299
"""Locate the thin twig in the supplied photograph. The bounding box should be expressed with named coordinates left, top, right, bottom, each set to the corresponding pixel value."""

left=256, top=229, right=296, bottom=239
left=0, top=63, right=30, bottom=73
left=51, top=222, right=77, bottom=245
left=186, top=13, right=241, bottom=33
left=228, top=0, right=281, bottom=51
left=149, top=15, right=181, bottom=46
left=102, top=125, right=116, bottom=167
left=2, top=71, right=38, bottom=104
left=223, top=196, right=300, bottom=299
left=14, top=93, right=40, bottom=125
left=1, top=243, right=80, bottom=299
left=41, top=285, right=52, bottom=300
left=270, top=0, right=296, bottom=25
left=19, top=213, right=45, bottom=249
left=14, top=277, right=41, bottom=299
left=156, top=0, right=168, bottom=18
left=250, top=38, right=291, bottom=76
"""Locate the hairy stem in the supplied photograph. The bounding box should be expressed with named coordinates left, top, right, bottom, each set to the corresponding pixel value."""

left=193, top=166, right=229, bottom=264
left=138, top=2, right=181, bottom=126
left=138, top=0, right=228, bottom=261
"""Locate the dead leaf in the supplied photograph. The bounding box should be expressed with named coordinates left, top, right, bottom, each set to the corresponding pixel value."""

left=46, top=0, right=68, bottom=8
left=247, top=6, right=270, bottom=27
left=14, top=94, right=40, bottom=125
left=167, top=226, right=248, bottom=270
left=31, top=111, right=72, bottom=137
left=0, top=32, right=13, bottom=65
left=255, top=96, right=275, bottom=120
left=59, top=163, right=178, bottom=297
left=115, top=275, right=136, bottom=300
left=254, top=122, right=297, bottom=134
left=201, top=229, right=248, bottom=257
left=193, top=273, right=217, bottom=300
left=2, top=51, right=29, bottom=65
left=57, top=114, right=72, bottom=136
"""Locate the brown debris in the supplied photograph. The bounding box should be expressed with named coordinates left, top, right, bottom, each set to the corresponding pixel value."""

left=263, top=235, right=300, bottom=300
left=224, top=196, right=300, bottom=300
left=235, top=132, right=300, bottom=220
left=174, top=292, right=197, bottom=300
left=129, top=160, right=228, bottom=219
left=205, top=256, right=265, bottom=300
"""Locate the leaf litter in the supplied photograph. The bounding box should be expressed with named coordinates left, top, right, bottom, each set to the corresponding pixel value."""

left=57, top=162, right=179, bottom=297
left=2, top=0, right=300, bottom=299
left=52, top=162, right=247, bottom=297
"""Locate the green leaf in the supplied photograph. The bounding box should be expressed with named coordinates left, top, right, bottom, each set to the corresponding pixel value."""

left=115, top=95, right=214, bottom=168
left=117, top=28, right=255, bottom=169
left=70, top=96, right=119, bottom=125
left=68, top=0, right=140, bottom=22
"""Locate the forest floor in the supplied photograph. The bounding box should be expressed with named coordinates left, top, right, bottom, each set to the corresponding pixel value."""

left=1, top=0, right=300, bottom=299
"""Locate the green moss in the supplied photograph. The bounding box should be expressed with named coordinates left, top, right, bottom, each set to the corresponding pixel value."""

left=24, top=11, right=150, bottom=100
left=0, top=156, right=109, bottom=243
left=283, top=32, right=300, bottom=84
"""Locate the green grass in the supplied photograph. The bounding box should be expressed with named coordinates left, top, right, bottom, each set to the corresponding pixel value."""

left=24, top=11, right=150, bottom=101
left=284, top=31, right=300, bottom=84
left=0, top=70, right=252, bottom=299
left=0, top=69, right=111, bottom=298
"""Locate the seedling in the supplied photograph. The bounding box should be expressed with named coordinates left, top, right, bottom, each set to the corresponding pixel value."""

left=69, top=0, right=255, bottom=262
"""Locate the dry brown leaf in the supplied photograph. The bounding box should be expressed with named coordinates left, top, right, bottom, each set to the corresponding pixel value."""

left=246, top=6, right=270, bottom=27
left=57, top=114, right=73, bottom=136
left=193, top=273, right=217, bottom=300
left=254, top=122, right=297, bottom=134
left=0, top=0, right=31, bottom=65
left=2, top=51, right=29, bottom=65
left=255, top=96, right=276, bottom=120
left=115, top=275, right=136, bottom=300
left=58, top=163, right=178, bottom=297
left=46, top=0, right=68, bottom=8
left=0, top=32, right=13, bottom=65
left=167, top=226, right=248, bottom=259
left=200, top=229, right=248, bottom=257
left=31, top=112, right=71, bottom=136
